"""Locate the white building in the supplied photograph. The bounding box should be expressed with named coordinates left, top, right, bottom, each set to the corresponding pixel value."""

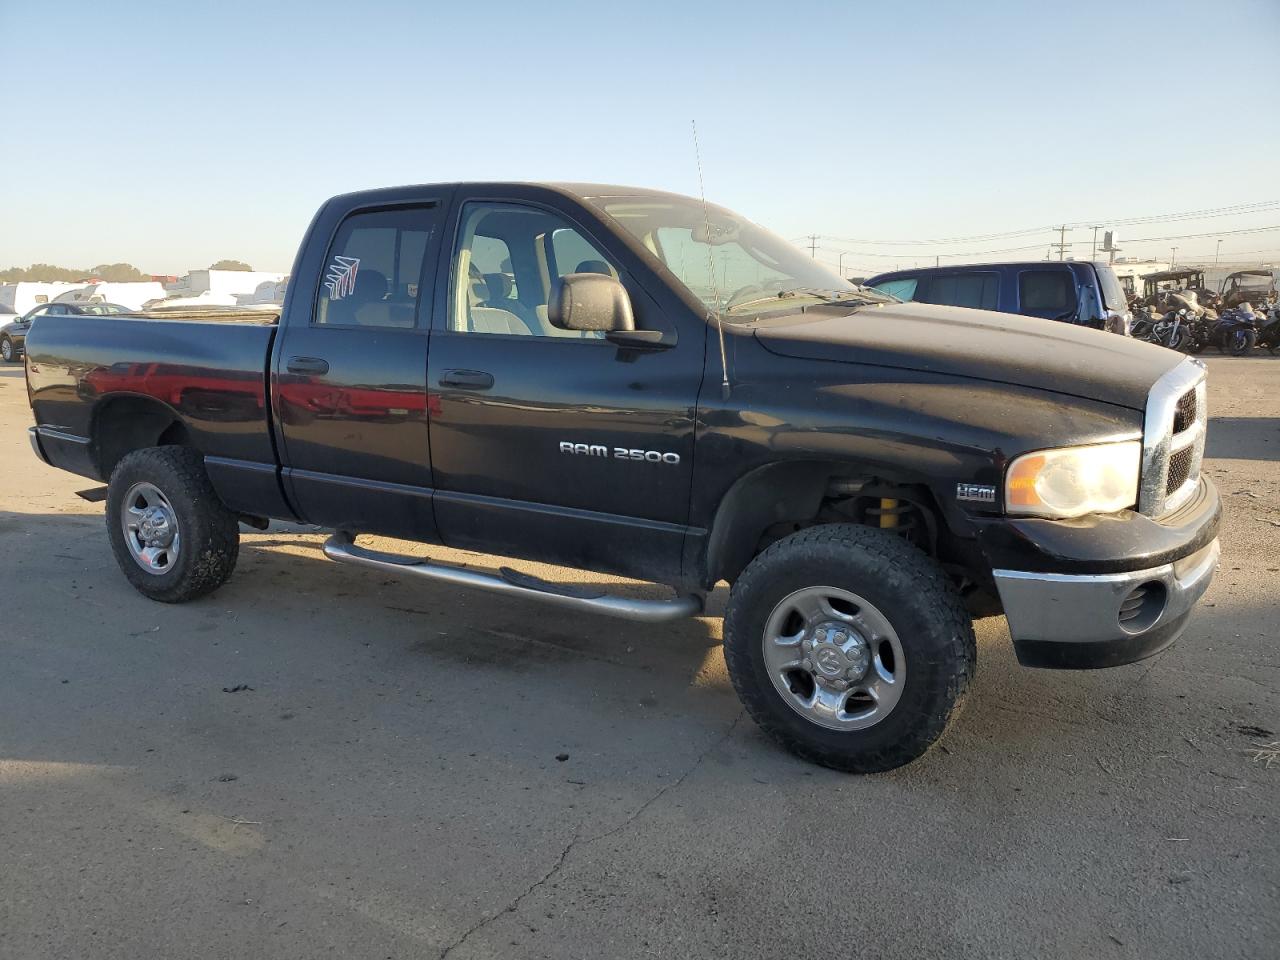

left=172, top=269, right=287, bottom=298
left=0, top=281, right=82, bottom=315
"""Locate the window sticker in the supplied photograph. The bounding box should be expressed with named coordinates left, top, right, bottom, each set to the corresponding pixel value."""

left=325, top=255, right=360, bottom=300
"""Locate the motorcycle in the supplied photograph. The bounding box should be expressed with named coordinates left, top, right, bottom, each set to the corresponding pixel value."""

left=1254, top=305, right=1280, bottom=355
left=1133, top=307, right=1193, bottom=351
left=1206, top=304, right=1259, bottom=356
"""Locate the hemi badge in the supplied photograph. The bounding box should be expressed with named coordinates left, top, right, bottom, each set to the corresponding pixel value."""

left=956, top=483, right=997, bottom=504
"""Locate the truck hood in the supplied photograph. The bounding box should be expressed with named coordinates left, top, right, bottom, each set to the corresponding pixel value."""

left=751, top=301, right=1181, bottom=410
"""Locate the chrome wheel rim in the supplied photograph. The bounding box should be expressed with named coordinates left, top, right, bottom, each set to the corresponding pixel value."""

left=1, top=339, right=10, bottom=361
left=121, top=482, right=180, bottom=575
left=762, top=586, right=906, bottom=731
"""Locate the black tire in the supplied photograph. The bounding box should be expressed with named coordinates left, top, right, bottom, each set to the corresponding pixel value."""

left=106, top=446, right=239, bottom=603
left=0, top=336, right=15, bottom=363
left=723, top=524, right=975, bottom=773
left=1228, top=329, right=1256, bottom=356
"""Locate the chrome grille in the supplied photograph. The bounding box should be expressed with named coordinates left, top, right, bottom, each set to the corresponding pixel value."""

left=1166, top=447, right=1193, bottom=494
left=1139, top=360, right=1207, bottom=518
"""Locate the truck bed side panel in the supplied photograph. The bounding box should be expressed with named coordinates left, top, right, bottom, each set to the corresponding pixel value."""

left=25, top=315, right=279, bottom=498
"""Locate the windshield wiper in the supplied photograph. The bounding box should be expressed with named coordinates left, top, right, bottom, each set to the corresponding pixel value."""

left=723, top=289, right=809, bottom=313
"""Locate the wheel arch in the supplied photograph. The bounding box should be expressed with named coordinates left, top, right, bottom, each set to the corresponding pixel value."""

left=90, top=394, right=194, bottom=479
left=698, top=460, right=945, bottom=588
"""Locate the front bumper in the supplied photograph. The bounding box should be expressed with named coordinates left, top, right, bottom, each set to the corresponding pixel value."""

left=994, top=538, right=1220, bottom=668
left=28, top=426, right=49, bottom=464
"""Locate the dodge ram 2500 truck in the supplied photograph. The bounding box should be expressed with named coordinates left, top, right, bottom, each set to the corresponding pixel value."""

left=24, top=182, right=1222, bottom=772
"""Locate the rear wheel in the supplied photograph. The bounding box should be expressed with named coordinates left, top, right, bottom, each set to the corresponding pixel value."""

left=723, top=524, right=975, bottom=773
left=0, top=336, right=14, bottom=363
left=106, top=446, right=239, bottom=602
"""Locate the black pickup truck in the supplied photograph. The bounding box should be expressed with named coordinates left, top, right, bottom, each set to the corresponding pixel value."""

left=24, top=182, right=1222, bottom=772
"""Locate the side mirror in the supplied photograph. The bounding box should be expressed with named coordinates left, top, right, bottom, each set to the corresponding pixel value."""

left=548, top=273, right=634, bottom=333
left=1076, top=285, right=1102, bottom=327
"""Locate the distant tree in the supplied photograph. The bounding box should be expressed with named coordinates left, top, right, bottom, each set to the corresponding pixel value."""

left=88, top=263, right=147, bottom=282
left=0, top=263, right=149, bottom=282
left=210, top=259, right=253, bottom=271
left=0, top=264, right=86, bottom=282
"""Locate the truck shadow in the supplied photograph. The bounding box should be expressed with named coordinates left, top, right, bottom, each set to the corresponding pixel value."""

left=2, top=509, right=1270, bottom=780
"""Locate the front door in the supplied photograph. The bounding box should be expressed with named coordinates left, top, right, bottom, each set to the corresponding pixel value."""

left=425, top=199, right=703, bottom=582
left=274, top=202, right=444, bottom=539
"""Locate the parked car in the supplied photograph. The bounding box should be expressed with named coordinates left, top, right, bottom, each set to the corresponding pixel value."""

left=24, top=182, right=1220, bottom=773
left=863, top=261, right=1131, bottom=334
left=2, top=301, right=132, bottom=363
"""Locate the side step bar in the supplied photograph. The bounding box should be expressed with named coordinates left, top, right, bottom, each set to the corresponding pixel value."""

left=322, top=531, right=703, bottom=623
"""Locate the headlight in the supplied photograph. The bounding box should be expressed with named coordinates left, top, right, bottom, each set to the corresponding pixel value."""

left=1005, top=441, right=1141, bottom=519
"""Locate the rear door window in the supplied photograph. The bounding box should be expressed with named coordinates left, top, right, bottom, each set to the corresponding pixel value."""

left=1018, top=270, right=1076, bottom=319
left=919, top=272, right=998, bottom=310
left=314, top=206, right=439, bottom=328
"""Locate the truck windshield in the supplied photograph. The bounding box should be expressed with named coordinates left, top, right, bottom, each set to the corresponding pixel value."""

left=1094, top=263, right=1129, bottom=312
left=587, top=194, right=863, bottom=317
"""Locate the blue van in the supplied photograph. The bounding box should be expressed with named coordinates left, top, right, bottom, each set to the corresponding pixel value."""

left=864, top=261, right=1130, bottom=335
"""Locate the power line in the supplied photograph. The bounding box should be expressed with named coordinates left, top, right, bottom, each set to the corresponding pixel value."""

left=814, top=199, right=1280, bottom=247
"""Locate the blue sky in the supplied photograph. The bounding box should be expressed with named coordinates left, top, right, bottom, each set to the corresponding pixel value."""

left=2, top=0, right=1277, bottom=275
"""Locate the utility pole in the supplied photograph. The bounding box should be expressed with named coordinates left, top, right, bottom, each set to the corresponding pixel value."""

left=1215, top=239, right=1222, bottom=269
left=1090, top=226, right=1100, bottom=261
left=935, top=255, right=940, bottom=267
left=1171, top=247, right=1178, bottom=269
left=807, top=235, right=818, bottom=258
left=1050, top=225, right=1072, bottom=261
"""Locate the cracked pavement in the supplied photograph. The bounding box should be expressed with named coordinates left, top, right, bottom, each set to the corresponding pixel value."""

left=0, top=357, right=1277, bottom=959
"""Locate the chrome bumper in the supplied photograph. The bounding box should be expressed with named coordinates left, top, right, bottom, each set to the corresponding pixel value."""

left=994, top=538, right=1220, bottom=668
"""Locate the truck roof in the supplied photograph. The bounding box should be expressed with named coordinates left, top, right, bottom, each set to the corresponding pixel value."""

left=329, top=181, right=699, bottom=205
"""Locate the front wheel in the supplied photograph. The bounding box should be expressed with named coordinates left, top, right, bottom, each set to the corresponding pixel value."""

left=106, top=446, right=240, bottom=602
left=723, top=524, right=976, bottom=773
left=0, top=336, right=14, bottom=363
left=1228, top=329, right=1256, bottom=356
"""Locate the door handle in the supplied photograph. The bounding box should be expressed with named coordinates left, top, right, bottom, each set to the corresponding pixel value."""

left=438, top=369, right=494, bottom=390
left=286, top=356, right=330, bottom=375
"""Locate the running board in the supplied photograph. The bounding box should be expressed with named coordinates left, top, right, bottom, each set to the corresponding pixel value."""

left=322, top=531, right=703, bottom=623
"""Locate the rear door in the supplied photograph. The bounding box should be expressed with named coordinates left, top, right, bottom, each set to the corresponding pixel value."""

left=274, top=200, right=445, bottom=539
left=424, top=194, right=703, bottom=582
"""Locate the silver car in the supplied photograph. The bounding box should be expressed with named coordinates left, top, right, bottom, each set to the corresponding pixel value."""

left=1, top=301, right=132, bottom=362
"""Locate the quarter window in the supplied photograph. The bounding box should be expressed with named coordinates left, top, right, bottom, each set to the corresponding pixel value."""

left=871, top=277, right=920, bottom=301
left=314, top=206, right=438, bottom=328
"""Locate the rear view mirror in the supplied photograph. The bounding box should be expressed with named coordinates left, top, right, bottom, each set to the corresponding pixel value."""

left=548, top=273, right=635, bottom=333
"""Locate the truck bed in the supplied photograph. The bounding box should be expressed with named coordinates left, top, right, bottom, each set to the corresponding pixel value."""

left=25, top=312, right=279, bottom=478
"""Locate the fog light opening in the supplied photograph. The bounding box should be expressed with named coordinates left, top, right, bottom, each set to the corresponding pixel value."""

left=1118, top=581, right=1167, bottom=634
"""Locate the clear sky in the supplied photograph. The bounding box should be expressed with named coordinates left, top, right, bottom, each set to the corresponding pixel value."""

left=2, top=0, right=1278, bottom=276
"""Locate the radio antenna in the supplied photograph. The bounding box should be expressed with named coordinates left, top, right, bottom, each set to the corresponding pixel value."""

left=692, top=120, right=730, bottom=399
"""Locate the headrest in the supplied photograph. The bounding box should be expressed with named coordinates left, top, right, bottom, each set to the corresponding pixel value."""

left=351, top=269, right=388, bottom=304
left=482, top=273, right=513, bottom=301
left=575, top=259, right=612, bottom=276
